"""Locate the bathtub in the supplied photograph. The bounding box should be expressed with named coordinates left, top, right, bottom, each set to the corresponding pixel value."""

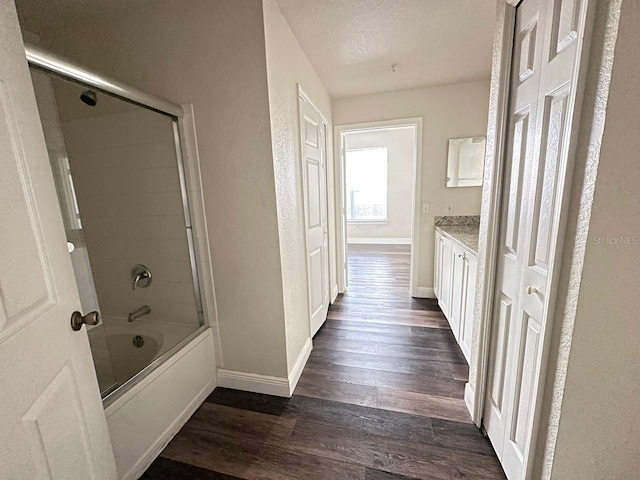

left=85, top=314, right=216, bottom=478
left=89, top=317, right=200, bottom=396
left=104, top=327, right=216, bottom=479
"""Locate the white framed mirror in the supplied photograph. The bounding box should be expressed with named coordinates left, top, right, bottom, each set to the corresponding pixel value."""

left=446, top=136, right=486, bottom=187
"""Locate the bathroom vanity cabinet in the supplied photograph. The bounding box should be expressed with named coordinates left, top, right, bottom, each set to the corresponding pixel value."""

left=434, top=227, right=478, bottom=363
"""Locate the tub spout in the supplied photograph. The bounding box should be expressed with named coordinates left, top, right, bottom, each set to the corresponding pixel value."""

left=128, top=305, right=150, bottom=322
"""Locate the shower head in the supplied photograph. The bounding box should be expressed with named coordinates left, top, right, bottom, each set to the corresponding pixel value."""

left=80, top=89, right=97, bottom=107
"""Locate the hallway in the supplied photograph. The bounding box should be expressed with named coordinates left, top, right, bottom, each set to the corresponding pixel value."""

left=143, top=244, right=504, bottom=479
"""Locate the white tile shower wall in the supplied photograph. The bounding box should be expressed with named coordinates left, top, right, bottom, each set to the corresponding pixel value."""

left=62, top=108, right=199, bottom=327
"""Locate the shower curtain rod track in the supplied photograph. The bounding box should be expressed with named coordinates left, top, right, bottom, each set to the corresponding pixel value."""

left=24, top=42, right=184, bottom=118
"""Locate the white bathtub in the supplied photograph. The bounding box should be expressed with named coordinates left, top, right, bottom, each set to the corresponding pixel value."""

left=89, top=317, right=200, bottom=395
left=104, top=328, right=216, bottom=479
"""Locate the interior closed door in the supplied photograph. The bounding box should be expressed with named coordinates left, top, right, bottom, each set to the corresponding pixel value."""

left=299, top=94, right=330, bottom=336
left=484, top=0, right=583, bottom=478
left=434, top=231, right=442, bottom=298
left=0, top=2, right=117, bottom=478
left=459, top=252, right=476, bottom=363
left=439, top=236, right=453, bottom=318
left=449, top=243, right=466, bottom=341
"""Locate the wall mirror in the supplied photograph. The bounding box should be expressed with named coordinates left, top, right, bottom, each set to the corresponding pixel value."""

left=446, top=136, right=486, bottom=187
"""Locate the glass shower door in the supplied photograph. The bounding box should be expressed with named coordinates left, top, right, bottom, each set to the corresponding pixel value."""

left=30, top=65, right=204, bottom=400
left=30, top=68, right=118, bottom=397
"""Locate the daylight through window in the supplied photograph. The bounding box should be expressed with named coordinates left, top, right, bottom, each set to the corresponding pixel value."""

left=346, top=147, right=388, bottom=221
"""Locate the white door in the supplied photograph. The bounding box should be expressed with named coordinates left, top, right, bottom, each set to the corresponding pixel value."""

left=459, top=252, right=477, bottom=363
left=433, top=231, right=442, bottom=298
left=484, top=0, right=583, bottom=477
left=299, top=94, right=330, bottom=336
left=438, top=235, right=453, bottom=319
left=0, top=2, right=117, bottom=478
left=449, top=243, right=466, bottom=342
left=339, top=131, right=348, bottom=291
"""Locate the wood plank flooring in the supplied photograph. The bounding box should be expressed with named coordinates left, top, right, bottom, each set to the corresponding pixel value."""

left=143, top=244, right=504, bottom=479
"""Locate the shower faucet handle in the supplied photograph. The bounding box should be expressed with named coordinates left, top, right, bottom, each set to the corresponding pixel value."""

left=132, top=264, right=152, bottom=290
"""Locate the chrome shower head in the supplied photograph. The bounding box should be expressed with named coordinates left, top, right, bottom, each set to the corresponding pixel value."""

left=80, top=89, right=97, bottom=107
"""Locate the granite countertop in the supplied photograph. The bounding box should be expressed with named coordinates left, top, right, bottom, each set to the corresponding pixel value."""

left=437, top=225, right=480, bottom=254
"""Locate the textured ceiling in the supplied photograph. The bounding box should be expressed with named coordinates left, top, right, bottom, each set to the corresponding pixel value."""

left=275, top=0, right=497, bottom=98
left=16, top=0, right=497, bottom=99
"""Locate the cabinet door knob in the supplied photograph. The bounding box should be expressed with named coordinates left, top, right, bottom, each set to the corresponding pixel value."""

left=526, top=286, right=539, bottom=295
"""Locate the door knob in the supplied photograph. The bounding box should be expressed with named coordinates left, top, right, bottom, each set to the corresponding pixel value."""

left=526, top=286, right=539, bottom=295
left=70, top=311, right=101, bottom=331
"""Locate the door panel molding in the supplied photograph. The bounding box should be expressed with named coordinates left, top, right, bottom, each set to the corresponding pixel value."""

left=22, top=362, right=98, bottom=479
left=0, top=81, right=56, bottom=339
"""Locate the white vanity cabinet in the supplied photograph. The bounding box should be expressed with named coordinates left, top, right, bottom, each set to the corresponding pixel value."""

left=459, top=250, right=477, bottom=361
left=434, top=230, right=453, bottom=318
left=449, top=243, right=466, bottom=343
left=434, top=229, right=478, bottom=363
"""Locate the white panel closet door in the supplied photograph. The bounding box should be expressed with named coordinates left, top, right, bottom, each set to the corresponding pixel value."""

left=0, top=1, right=117, bottom=478
left=299, top=94, right=330, bottom=336
left=484, top=0, right=583, bottom=478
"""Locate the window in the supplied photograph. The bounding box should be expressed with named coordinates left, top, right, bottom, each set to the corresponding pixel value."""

left=346, top=147, right=388, bottom=222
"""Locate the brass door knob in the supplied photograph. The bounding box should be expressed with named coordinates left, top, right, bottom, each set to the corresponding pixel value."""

left=70, top=311, right=101, bottom=331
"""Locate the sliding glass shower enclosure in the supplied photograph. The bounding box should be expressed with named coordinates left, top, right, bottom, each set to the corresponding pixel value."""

left=27, top=44, right=207, bottom=402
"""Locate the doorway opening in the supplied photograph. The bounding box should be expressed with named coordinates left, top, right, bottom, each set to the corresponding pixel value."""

left=335, top=119, right=422, bottom=298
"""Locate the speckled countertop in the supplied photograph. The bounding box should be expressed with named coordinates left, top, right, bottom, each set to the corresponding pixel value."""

left=437, top=225, right=480, bottom=254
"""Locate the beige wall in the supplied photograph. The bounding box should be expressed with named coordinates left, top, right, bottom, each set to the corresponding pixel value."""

left=544, top=1, right=640, bottom=477
left=262, top=0, right=335, bottom=374
left=345, top=128, right=414, bottom=241
left=17, top=0, right=290, bottom=377
left=333, top=81, right=490, bottom=292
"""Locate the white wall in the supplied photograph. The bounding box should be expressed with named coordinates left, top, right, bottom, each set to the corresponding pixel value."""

left=262, top=0, right=335, bottom=375
left=333, top=81, right=490, bottom=292
left=17, top=0, right=290, bottom=378
left=345, top=128, right=414, bottom=241
left=540, top=1, right=640, bottom=477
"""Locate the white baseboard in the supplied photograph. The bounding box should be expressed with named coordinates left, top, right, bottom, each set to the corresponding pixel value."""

left=464, top=382, right=476, bottom=424
left=288, top=337, right=313, bottom=395
left=217, top=337, right=313, bottom=398
left=348, top=237, right=412, bottom=245
left=414, top=287, right=435, bottom=298
left=217, top=369, right=290, bottom=397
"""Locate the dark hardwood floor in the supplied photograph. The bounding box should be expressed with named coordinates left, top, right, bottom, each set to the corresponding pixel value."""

left=143, top=244, right=504, bottom=479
